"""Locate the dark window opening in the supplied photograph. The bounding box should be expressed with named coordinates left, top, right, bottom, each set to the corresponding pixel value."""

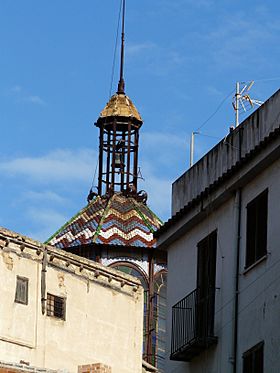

left=243, top=341, right=264, bottom=373
left=15, top=276, right=28, bottom=305
left=197, top=230, right=217, bottom=338
left=47, top=293, right=66, bottom=320
left=170, top=230, right=218, bottom=362
left=246, top=189, right=268, bottom=268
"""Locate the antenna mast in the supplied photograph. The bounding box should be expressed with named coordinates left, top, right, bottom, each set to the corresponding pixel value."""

left=190, top=131, right=199, bottom=167
left=117, top=0, right=126, bottom=94
left=233, top=81, right=263, bottom=127
left=235, top=82, right=240, bottom=128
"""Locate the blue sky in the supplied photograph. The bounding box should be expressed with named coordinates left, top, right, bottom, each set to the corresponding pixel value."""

left=1, top=0, right=280, bottom=241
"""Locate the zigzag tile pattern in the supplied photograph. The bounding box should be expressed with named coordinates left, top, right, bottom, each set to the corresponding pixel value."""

left=48, top=193, right=162, bottom=249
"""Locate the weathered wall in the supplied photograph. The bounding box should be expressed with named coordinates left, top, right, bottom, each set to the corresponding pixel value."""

left=236, top=160, right=280, bottom=373
left=165, top=155, right=280, bottom=372
left=165, top=197, right=236, bottom=373
left=0, top=230, right=143, bottom=373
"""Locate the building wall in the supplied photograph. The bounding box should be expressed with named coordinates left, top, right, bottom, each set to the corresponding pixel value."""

left=236, top=159, right=280, bottom=373
left=165, top=197, right=236, bottom=373
left=0, top=230, right=143, bottom=373
left=163, top=156, right=280, bottom=372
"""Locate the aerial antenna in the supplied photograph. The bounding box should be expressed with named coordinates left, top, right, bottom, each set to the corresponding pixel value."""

left=117, top=0, right=126, bottom=94
left=233, top=81, right=263, bottom=127
left=189, top=81, right=263, bottom=167
left=190, top=131, right=199, bottom=167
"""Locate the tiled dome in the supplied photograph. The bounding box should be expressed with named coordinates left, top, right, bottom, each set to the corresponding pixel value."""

left=47, top=194, right=162, bottom=249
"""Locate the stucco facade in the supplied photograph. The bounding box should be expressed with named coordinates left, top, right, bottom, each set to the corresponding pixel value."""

left=0, top=227, right=143, bottom=373
left=157, top=89, right=280, bottom=372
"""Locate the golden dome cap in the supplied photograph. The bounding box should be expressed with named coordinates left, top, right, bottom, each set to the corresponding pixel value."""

left=97, top=92, right=143, bottom=126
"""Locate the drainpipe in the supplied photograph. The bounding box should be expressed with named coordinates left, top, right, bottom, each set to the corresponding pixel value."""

left=41, top=247, right=47, bottom=314
left=146, top=250, right=155, bottom=365
left=233, top=128, right=243, bottom=373
left=233, top=188, right=242, bottom=373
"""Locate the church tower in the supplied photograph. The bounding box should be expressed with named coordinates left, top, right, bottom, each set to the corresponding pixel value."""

left=47, top=1, right=167, bottom=370
left=95, top=0, right=142, bottom=198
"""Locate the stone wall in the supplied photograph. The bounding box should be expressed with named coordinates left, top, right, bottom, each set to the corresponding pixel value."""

left=0, top=228, right=143, bottom=373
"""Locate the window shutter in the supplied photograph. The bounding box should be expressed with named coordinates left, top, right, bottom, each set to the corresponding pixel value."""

left=15, top=276, right=28, bottom=305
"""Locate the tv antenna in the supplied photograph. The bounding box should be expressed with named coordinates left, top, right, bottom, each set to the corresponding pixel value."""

left=190, top=131, right=199, bottom=167
left=189, top=81, right=263, bottom=167
left=233, top=81, right=263, bottom=127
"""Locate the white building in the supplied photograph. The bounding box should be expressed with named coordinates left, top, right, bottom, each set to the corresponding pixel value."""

left=156, top=89, right=280, bottom=373
left=0, top=227, right=145, bottom=373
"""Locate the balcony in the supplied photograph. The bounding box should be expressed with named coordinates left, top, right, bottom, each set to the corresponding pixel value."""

left=170, top=288, right=217, bottom=362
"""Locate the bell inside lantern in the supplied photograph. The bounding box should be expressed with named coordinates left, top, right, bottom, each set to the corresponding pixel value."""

left=114, top=152, right=123, bottom=168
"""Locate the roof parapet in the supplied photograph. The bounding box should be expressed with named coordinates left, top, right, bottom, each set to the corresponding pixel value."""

left=0, top=226, right=141, bottom=291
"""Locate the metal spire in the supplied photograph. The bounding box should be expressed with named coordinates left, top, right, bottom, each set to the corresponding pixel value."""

left=117, top=0, right=126, bottom=94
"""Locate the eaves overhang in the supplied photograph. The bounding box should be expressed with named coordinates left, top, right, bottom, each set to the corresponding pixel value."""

left=65, top=242, right=167, bottom=262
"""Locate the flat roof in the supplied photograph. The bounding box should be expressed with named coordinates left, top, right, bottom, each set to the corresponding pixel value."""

left=156, top=88, right=280, bottom=238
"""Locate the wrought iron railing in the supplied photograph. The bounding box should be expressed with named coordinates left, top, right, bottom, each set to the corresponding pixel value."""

left=171, top=287, right=216, bottom=360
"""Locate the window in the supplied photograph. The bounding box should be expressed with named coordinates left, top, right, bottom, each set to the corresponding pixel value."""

left=47, top=293, right=66, bottom=320
left=243, top=341, right=264, bottom=373
left=197, top=230, right=217, bottom=338
left=246, top=189, right=268, bottom=268
left=170, top=232, right=218, bottom=362
left=15, top=276, right=28, bottom=305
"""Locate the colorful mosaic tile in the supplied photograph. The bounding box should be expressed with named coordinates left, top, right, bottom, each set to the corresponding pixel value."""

left=47, top=193, right=162, bottom=249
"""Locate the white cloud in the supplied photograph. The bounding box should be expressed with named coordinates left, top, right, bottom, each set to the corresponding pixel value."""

left=142, top=131, right=186, bottom=149
left=10, top=85, right=22, bottom=93
left=127, top=42, right=185, bottom=76
left=138, top=131, right=219, bottom=221
left=21, top=190, right=68, bottom=204
left=206, top=86, right=224, bottom=97
left=138, top=131, right=188, bottom=220
left=141, top=131, right=188, bottom=171
left=0, top=141, right=178, bottom=230
left=9, top=85, right=46, bottom=105
left=28, top=207, right=67, bottom=226
left=200, top=11, right=280, bottom=69
left=139, top=174, right=172, bottom=221
left=25, top=95, right=46, bottom=105
left=155, top=0, right=214, bottom=12
left=126, top=42, right=156, bottom=56
left=26, top=207, right=68, bottom=242
left=0, top=148, right=97, bottom=183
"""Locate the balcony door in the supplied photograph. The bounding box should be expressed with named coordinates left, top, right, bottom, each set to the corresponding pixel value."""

left=196, top=230, right=217, bottom=340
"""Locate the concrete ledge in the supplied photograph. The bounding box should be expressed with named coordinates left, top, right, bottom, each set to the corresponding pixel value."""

left=0, top=361, right=65, bottom=373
